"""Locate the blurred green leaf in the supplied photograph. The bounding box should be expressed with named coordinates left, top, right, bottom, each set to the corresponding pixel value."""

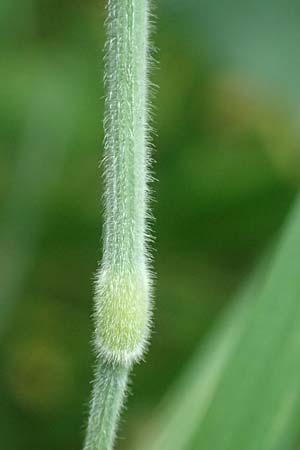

left=136, top=194, right=300, bottom=450
left=132, top=261, right=264, bottom=450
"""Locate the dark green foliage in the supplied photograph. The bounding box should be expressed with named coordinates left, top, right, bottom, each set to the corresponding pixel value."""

left=1, top=0, right=300, bottom=449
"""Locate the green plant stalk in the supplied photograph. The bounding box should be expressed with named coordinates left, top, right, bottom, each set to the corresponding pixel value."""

left=84, top=0, right=152, bottom=449
left=84, top=364, right=129, bottom=450
left=96, top=0, right=151, bottom=366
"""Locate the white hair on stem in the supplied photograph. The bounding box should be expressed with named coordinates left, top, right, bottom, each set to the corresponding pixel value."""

left=95, top=0, right=153, bottom=367
left=84, top=0, right=154, bottom=449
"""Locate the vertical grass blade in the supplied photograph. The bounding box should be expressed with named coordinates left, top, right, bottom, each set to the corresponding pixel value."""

left=136, top=195, right=300, bottom=450
left=189, top=196, right=300, bottom=450
left=133, top=257, right=269, bottom=450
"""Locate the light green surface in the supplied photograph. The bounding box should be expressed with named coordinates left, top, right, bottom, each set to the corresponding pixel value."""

left=84, top=0, right=152, bottom=449
left=137, top=196, right=300, bottom=450
left=95, top=0, right=151, bottom=366
left=84, top=363, right=128, bottom=450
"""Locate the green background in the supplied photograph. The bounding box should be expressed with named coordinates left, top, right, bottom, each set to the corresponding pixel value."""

left=1, top=0, right=300, bottom=449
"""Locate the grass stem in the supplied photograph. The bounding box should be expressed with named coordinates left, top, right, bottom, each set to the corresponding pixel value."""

left=84, top=0, right=152, bottom=449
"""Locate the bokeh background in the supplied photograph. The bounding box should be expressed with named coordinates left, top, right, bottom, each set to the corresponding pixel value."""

left=1, top=0, right=300, bottom=449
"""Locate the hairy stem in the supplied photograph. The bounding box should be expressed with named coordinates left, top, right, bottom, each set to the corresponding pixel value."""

left=84, top=363, right=128, bottom=450
left=84, top=0, right=152, bottom=449
left=95, top=0, right=152, bottom=366
left=103, top=0, right=149, bottom=269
